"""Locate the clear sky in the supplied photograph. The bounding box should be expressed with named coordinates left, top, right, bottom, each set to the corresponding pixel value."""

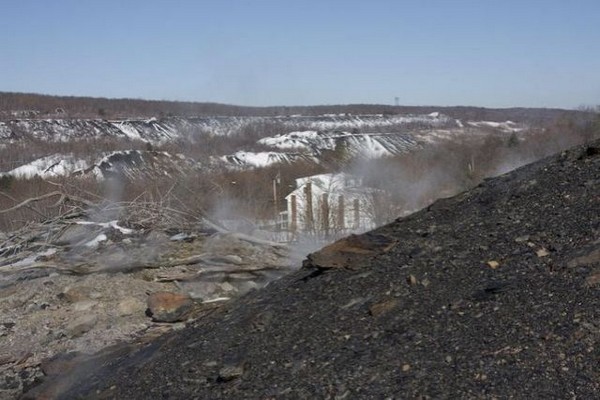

left=1, top=0, right=599, bottom=108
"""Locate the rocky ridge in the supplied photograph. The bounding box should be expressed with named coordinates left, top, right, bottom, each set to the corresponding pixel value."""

left=20, top=141, right=599, bottom=398
left=0, top=114, right=455, bottom=145
left=1, top=150, right=207, bottom=181
left=1, top=113, right=526, bottom=175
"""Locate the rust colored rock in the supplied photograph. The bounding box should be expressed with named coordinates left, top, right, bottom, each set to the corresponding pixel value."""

left=218, top=364, right=245, bottom=382
left=567, top=247, right=600, bottom=268
left=407, top=274, right=418, bottom=286
left=369, top=299, right=399, bottom=317
left=535, top=248, right=550, bottom=258
left=303, top=233, right=397, bottom=270
left=146, top=292, right=194, bottom=323
left=585, top=271, right=600, bottom=287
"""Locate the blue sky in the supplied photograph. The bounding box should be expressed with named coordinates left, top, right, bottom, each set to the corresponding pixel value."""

left=1, top=0, right=599, bottom=108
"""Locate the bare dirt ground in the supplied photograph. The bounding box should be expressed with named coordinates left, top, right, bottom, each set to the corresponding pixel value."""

left=0, top=215, right=294, bottom=399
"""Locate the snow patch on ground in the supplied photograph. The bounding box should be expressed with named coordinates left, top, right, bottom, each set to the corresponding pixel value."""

left=0, top=150, right=201, bottom=180
left=2, top=248, right=57, bottom=269
left=467, top=120, right=525, bottom=132
left=258, top=131, right=320, bottom=150
left=221, top=151, right=315, bottom=168
left=0, top=154, right=89, bottom=179
left=84, top=233, right=108, bottom=248
left=257, top=131, right=417, bottom=158
left=112, top=122, right=143, bottom=140
left=75, top=220, right=134, bottom=235
left=285, top=113, right=450, bottom=131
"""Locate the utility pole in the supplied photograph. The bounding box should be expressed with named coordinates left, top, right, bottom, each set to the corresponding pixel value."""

left=304, top=182, right=313, bottom=232
left=337, top=195, right=345, bottom=231
left=290, top=195, right=297, bottom=233
left=273, top=171, right=281, bottom=231
left=321, top=193, right=329, bottom=237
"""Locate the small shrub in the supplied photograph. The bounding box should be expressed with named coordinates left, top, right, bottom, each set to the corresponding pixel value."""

left=0, top=175, right=14, bottom=190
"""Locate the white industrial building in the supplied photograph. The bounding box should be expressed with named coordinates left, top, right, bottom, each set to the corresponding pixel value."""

left=283, top=172, right=381, bottom=238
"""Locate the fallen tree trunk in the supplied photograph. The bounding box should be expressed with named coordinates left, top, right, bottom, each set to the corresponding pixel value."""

left=200, top=218, right=288, bottom=249
left=0, top=191, right=95, bottom=215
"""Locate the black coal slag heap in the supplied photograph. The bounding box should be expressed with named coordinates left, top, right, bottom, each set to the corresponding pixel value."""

left=28, top=141, right=600, bottom=399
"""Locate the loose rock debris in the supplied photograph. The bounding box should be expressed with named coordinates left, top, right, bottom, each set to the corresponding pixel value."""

left=0, top=206, right=293, bottom=398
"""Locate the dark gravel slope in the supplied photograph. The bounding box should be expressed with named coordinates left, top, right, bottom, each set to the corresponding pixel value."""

left=31, top=142, right=600, bottom=399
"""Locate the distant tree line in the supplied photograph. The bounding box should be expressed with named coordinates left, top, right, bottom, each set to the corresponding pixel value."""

left=0, top=91, right=591, bottom=124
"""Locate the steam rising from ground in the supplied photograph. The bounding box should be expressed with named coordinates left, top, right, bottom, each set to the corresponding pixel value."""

left=349, top=126, right=600, bottom=226
left=202, top=124, right=600, bottom=270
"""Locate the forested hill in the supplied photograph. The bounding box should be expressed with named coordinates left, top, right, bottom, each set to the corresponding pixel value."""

left=0, top=91, right=582, bottom=123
